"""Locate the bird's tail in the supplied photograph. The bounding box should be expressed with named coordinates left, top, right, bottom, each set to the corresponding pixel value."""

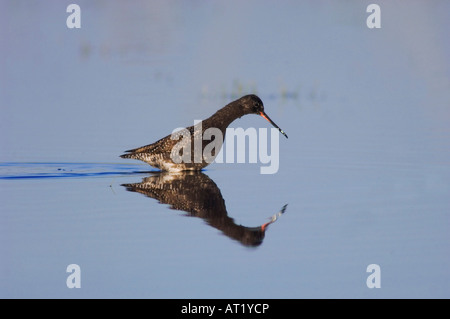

left=120, top=143, right=156, bottom=160
left=120, top=153, right=136, bottom=159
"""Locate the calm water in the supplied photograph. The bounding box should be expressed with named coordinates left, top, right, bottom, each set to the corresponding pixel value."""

left=1, top=1, right=449, bottom=298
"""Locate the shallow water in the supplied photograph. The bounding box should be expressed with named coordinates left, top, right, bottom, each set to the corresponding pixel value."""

left=0, top=162, right=152, bottom=179
left=1, top=1, right=450, bottom=298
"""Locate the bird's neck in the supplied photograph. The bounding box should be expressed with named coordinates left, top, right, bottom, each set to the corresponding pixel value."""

left=204, top=101, right=245, bottom=130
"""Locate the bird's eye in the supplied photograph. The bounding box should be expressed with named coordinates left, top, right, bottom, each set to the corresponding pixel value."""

left=252, top=103, right=260, bottom=112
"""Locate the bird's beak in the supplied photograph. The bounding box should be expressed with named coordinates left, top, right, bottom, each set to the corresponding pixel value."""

left=259, top=112, right=288, bottom=138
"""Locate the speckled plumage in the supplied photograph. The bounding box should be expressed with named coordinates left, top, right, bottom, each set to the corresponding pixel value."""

left=121, top=172, right=287, bottom=247
left=120, top=94, right=287, bottom=171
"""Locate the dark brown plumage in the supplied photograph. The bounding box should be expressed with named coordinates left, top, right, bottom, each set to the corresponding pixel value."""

left=120, top=94, right=287, bottom=171
left=121, top=172, right=287, bottom=247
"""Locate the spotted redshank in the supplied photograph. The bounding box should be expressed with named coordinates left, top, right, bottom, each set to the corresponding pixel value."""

left=120, top=94, right=287, bottom=171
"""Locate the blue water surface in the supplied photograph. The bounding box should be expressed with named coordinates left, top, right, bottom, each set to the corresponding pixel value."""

left=1, top=0, right=449, bottom=298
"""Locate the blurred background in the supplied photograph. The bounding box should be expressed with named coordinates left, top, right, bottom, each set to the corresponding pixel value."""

left=1, top=0, right=449, bottom=298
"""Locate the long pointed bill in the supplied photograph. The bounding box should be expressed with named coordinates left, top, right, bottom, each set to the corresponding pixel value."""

left=260, top=112, right=288, bottom=138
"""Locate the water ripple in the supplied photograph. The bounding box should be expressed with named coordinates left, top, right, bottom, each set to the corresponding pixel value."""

left=0, top=162, right=155, bottom=180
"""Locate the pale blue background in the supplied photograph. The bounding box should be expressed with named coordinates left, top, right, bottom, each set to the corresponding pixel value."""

left=1, top=0, right=449, bottom=298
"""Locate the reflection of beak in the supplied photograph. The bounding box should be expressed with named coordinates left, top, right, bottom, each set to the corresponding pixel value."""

left=261, top=222, right=271, bottom=232
left=260, top=204, right=288, bottom=232
left=260, top=112, right=288, bottom=138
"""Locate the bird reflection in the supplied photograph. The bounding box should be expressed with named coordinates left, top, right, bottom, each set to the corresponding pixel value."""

left=121, top=172, right=287, bottom=247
